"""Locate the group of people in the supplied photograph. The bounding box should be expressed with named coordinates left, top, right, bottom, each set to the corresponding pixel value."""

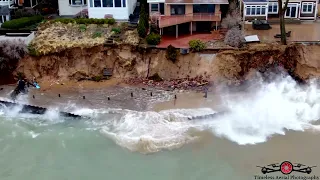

left=10, top=77, right=39, bottom=101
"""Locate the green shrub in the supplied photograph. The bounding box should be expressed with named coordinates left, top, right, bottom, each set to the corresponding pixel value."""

left=75, top=18, right=88, bottom=24
left=166, top=45, right=178, bottom=63
left=189, top=39, right=206, bottom=52
left=53, top=18, right=116, bottom=25
left=53, top=18, right=75, bottom=24
left=146, top=33, right=161, bottom=45
left=111, top=27, right=121, bottom=34
left=92, top=31, right=102, bottom=38
left=1, top=15, right=43, bottom=29
left=79, top=24, right=87, bottom=32
left=138, top=20, right=146, bottom=38
left=106, top=18, right=115, bottom=25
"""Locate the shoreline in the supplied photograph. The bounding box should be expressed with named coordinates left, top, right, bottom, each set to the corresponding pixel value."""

left=0, top=78, right=218, bottom=113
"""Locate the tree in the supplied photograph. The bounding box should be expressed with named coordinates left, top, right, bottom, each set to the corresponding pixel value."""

left=221, top=0, right=244, bottom=47
left=138, top=18, right=146, bottom=37
left=139, top=4, right=149, bottom=29
left=278, top=0, right=290, bottom=45
left=224, top=27, right=244, bottom=48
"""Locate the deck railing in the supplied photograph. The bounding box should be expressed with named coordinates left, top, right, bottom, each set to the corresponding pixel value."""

left=158, top=12, right=221, bottom=28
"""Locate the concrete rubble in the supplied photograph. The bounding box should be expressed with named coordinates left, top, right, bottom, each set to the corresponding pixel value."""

left=124, top=76, right=211, bottom=91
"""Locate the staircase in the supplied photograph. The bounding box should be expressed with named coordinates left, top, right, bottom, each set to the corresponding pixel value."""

left=129, top=1, right=140, bottom=24
left=104, top=34, right=120, bottom=46
left=127, top=23, right=137, bottom=30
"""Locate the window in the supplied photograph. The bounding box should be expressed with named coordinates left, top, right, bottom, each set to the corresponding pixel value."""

left=115, top=0, right=121, bottom=7
left=94, top=0, right=101, bottom=7
left=69, top=0, right=86, bottom=6
left=245, top=5, right=267, bottom=15
left=268, top=2, right=278, bottom=13
left=102, top=0, right=113, bottom=7
left=151, top=4, right=159, bottom=12
left=160, top=3, right=164, bottom=15
left=302, top=2, right=313, bottom=13
left=193, top=4, right=215, bottom=13
left=90, top=0, right=126, bottom=7
left=171, top=5, right=185, bottom=15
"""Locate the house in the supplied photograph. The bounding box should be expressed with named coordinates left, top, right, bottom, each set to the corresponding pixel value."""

left=88, top=0, right=137, bottom=20
left=147, top=0, right=229, bottom=38
left=10, top=0, right=38, bottom=9
left=58, top=0, right=88, bottom=16
left=58, top=0, right=137, bottom=20
left=0, top=0, right=13, bottom=24
left=241, top=0, right=318, bottom=21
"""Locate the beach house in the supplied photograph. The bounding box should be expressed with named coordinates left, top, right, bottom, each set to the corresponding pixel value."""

left=58, top=0, right=137, bottom=20
left=241, top=0, right=318, bottom=21
left=147, top=0, right=229, bottom=38
left=58, top=0, right=88, bottom=16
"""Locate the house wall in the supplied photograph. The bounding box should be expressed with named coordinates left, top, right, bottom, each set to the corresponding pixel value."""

left=162, top=4, right=221, bottom=16
left=165, top=4, right=170, bottom=15
left=243, top=3, right=268, bottom=21
left=127, top=0, right=137, bottom=15
left=244, top=16, right=267, bottom=21
left=0, top=0, right=14, bottom=6
left=243, top=1, right=317, bottom=21
left=300, top=1, right=317, bottom=19
left=186, top=4, right=192, bottom=14
left=88, top=7, right=129, bottom=19
left=88, top=0, right=135, bottom=20
left=215, top=4, right=220, bottom=12
left=58, top=0, right=85, bottom=16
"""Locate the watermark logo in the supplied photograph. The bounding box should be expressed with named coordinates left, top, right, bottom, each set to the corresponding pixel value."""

left=255, top=161, right=319, bottom=180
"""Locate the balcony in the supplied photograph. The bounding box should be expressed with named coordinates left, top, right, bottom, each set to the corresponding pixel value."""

left=158, top=13, right=221, bottom=28
left=165, top=0, right=229, bottom=4
left=0, top=0, right=14, bottom=6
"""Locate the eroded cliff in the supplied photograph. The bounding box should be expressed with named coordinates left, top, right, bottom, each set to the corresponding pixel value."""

left=14, top=44, right=320, bottom=84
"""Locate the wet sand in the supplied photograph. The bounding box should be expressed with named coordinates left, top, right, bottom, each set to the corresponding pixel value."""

left=0, top=79, right=176, bottom=111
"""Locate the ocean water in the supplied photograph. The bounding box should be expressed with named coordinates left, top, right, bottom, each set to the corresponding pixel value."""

left=1, top=73, right=320, bottom=179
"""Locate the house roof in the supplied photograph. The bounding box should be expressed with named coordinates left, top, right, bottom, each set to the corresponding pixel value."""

left=0, top=6, right=9, bottom=16
left=242, top=0, right=267, bottom=3
left=165, top=0, right=229, bottom=4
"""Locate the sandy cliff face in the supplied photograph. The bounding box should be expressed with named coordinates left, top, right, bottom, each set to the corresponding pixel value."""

left=14, top=44, right=320, bottom=84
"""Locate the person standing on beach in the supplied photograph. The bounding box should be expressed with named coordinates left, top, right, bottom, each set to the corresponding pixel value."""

left=10, top=78, right=36, bottom=101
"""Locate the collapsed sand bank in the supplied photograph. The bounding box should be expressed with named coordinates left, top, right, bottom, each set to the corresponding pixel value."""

left=14, top=43, right=320, bottom=85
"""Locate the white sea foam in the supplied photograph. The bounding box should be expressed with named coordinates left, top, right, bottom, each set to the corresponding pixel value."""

left=95, top=75, right=320, bottom=153
left=1, top=73, right=320, bottom=154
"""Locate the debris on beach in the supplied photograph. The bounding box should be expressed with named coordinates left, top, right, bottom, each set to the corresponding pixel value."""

left=124, top=76, right=211, bottom=91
